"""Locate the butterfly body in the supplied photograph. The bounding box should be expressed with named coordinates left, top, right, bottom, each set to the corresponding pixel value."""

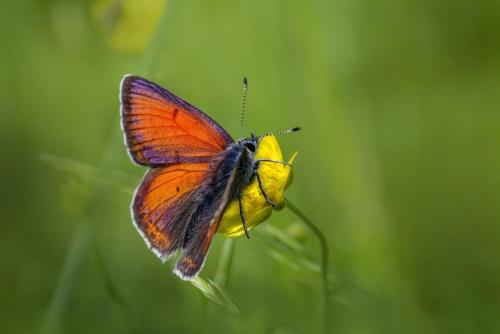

left=120, top=75, right=265, bottom=279
left=234, top=138, right=260, bottom=189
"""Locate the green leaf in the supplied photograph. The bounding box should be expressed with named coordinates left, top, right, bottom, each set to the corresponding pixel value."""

left=40, top=153, right=135, bottom=194
left=257, top=224, right=321, bottom=274
left=189, top=276, right=240, bottom=314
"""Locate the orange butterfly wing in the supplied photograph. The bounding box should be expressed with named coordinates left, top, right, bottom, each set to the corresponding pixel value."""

left=174, top=152, right=239, bottom=279
left=121, top=75, right=243, bottom=279
left=120, top=75, right=233, bottom=166
left=133, top=163, right=212, bottom=259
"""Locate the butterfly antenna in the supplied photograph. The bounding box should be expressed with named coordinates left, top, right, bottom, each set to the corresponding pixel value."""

left=240, top=77, right=248, bottom=138
left=258, top=127, right=301, bottom=139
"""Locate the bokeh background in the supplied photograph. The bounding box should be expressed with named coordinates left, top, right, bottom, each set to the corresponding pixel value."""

left=1, top=0, right=499, bottom=333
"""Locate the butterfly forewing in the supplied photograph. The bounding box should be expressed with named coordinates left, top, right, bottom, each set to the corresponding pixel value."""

left=120, top=75, right=233, bottom=166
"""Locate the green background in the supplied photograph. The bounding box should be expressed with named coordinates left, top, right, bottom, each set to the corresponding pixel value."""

left=1, top=0, right=499, bottom=333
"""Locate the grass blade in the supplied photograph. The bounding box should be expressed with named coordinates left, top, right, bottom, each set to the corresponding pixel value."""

left=190, top=276, right=240, bottom=314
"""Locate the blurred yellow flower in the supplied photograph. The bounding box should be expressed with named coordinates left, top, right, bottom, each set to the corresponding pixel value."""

left=93, top=0, right=167, bottom=53
left=218, top=136, right=297, bottom=238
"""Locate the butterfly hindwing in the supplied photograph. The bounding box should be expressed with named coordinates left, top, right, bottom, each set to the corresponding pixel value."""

left=132, top=163, right=213, bottom=260
left=174, top=147, right=241, bottom=279
left=133, top=145, right=243, bottom=278
left=120, top=75, right=233, bottom=166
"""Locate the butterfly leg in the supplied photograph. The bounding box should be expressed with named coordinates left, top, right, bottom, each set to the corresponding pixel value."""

left=255, top=159, right=292, bottom=167
left=238, top=192, right=251, bottom=239
left=255, top=169, right=276, bottom=209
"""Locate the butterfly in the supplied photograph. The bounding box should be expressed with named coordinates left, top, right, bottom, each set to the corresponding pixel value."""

left=120, top=75, right=299, bottom=280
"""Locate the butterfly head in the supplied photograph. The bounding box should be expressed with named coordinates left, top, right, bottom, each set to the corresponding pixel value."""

left=239, top=133, right=259, bottom=156
left=235, top=133, right=260, bottom=188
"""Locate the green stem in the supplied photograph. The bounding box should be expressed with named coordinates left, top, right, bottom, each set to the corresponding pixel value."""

left=201, top=238, right=236, bottom=331
left=41, top=224, right=90, bottom=334
left=138, top=0, right=176, bottom=75
left=93, top=244, right=137, bottom=333
left=41, top=2, right=175, bottom=333
left=214, top=238, right=236, bottom=288
left=285, top=197, right=329, bottom=333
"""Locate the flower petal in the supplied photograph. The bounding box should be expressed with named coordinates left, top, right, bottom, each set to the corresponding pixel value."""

left=218, top=136, right=296, bottom=238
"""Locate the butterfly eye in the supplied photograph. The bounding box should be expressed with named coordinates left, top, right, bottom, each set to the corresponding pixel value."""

left=245, top=142, right=256, bottom=152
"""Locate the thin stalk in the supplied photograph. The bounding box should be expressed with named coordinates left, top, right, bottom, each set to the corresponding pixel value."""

left=41, top=224, right=90, bottom=334
left=41, top=2, right=175, bottom=333
left=139, top=0, right=178, bottom=75
left=214, top=238, right=236, bottom=288
left=93, top=245, right=137, bottom=334
left=201, top=238, right=236, bottom=332
left=285, top=197, right=329, bottom=333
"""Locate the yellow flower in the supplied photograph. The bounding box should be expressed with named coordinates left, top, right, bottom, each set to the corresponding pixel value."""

left=218, top=135, right=297, bottom=238
left=93, top=0, right=167, bottom=53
